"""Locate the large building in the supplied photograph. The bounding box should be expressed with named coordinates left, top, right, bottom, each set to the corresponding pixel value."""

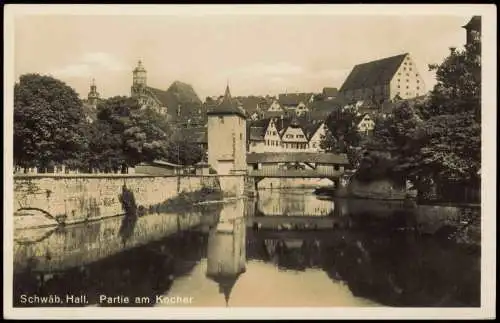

left=130, top=60, right=169, bottom=116
left=339, top=53, right=426, bottom=103
left=206, top=85, right=247, bottom=175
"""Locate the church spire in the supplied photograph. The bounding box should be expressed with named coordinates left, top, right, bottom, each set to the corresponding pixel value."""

left=224, top=81, right=232, bottom=100
left=88, top=78, right=100, bottom=105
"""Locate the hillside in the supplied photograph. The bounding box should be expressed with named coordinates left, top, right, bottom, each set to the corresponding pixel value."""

left=164, top=81, right=203, bottom=123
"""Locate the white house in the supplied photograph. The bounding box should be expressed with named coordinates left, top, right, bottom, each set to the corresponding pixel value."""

left=306, top=122, right=328, bottom=152
left=356, top=114, right=375, bottom=135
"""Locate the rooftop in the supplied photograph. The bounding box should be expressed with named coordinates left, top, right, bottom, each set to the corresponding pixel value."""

left=207, top=85, right=247, bottom=119
left=340, top=53, right=408, bottom=92
left=247, top=152, right=350, bottom=165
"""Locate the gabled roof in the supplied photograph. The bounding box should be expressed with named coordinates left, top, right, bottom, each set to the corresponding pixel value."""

left=303, top=122, right=324, bottom=140
left=278, top=93, right=313, bottom=106
left=340, top=53, right=408, bottom=92
left=207, top=85, right=247, bottom=119
left=248, top=126, right=266, bottom=141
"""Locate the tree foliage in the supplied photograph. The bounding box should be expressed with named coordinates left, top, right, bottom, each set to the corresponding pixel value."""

left=14, top=74, right=89, bottom=170
left=364, top=38, right=481, bottom=199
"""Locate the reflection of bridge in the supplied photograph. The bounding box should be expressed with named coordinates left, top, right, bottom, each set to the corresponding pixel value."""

left=246, top=152, right=350, bottom=183
left=246, top=215, right=348, bottom=230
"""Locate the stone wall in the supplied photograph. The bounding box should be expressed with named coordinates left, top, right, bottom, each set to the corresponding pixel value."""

left=13, top=174, right=245, bottom=225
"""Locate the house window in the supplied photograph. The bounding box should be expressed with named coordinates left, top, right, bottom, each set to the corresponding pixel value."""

left=417, top=80, right=420, bottom=83
left=417, top=86, right=420, bottom=90
left=334, top=165, right=340, bottom=171
left=406, top=86, right=409, bottom=89
left=403, top=67, right=406, bottom=71
left=397, top=85, right=400, bottom=89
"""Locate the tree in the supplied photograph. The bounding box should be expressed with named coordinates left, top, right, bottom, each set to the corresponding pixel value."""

left=164, top=128, right=205, bottom=166
left=93, top=96, right=172, bottom=170
left=417, top=40, right=481, bottom=188
left=14, top=74, right=88, bottom=171
left=320, top=106, right=362, bottom=167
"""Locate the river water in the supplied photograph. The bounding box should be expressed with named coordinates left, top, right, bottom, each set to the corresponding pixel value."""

left=12, top=188, right=480, bottom=307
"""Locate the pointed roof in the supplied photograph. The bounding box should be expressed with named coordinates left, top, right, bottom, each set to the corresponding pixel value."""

left=207, top=85, right=247, bottom=119
left=340, top=53, right=408, bottom=92
left=207, top=272, right=243, bottom=307
left=463, top=16, right=481, bottom=31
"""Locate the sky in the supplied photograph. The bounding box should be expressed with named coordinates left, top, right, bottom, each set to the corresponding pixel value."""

left=13, top=9, right=471, bottom=100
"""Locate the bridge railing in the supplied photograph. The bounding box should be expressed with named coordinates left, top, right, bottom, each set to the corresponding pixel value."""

left=248, top=168, right=342, bottom=178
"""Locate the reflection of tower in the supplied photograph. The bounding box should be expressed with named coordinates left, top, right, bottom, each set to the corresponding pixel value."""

left=206, top=201, right=246, bottom=306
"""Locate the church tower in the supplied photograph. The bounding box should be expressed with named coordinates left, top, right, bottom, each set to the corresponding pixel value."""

left=207, top=84, right=247, bottom=175
left=131, top=60, right=147, bottom=99
left=87, top=78, right=100, bottom=106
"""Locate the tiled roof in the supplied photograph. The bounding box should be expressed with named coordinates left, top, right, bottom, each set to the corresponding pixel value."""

left=322, top=87, right=339, bottom=97
left=206, top=85, right=247, bottom=119
left=249, top=126, right=266, bottom=141
left=463, top=16, right=481, bottom=30
left=340, top=53, right=408, bottom=92
left=263, top=110, right=284, bottom=119
left=278, top=93, right=313, bottom=106
left=308, top=99, right=345, bottom=121
left=303, top=122, right=324, bottom=140
left=147, top=86, right=171, bottom=107
left=247, top=152, right=349, bottom=165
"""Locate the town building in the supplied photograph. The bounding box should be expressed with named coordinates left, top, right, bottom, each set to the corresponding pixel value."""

left=355, top=114, right=376, bottom=136
left=278, top=93, right=315, bottom=117
left=339, top=53, right=426, bottom=103
left=206, top=85, right=247, bottom=175
left=247, top=117, right=330, bottom=153
left=81, top=79, right=101, bottom=123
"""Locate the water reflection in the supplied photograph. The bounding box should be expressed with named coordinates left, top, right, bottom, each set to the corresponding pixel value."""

left=257, top=188, right=335, bottom=216
left=13, top=189, right=480, bottom=307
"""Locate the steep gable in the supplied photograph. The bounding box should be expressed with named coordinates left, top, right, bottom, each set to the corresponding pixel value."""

left=340, top=53, right=408, bottom=92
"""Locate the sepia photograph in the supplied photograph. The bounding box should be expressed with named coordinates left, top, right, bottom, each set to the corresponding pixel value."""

left=3, top=4, right=496, bottom=320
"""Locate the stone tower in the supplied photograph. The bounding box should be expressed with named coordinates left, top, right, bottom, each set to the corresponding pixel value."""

left=206, top=84, right=247, bottom=175
left=87, top=78, right=100, bottom=106
left=131, top=60, right=147, bottom=99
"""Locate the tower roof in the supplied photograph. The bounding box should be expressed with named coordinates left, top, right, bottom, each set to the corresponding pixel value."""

left=206, top=272, right=243, bottom=307
left=207, top=85, right=247, bottom=119
left=133, top=60, right=146, bottom=73
left=462, top=16, right=481, bottom=31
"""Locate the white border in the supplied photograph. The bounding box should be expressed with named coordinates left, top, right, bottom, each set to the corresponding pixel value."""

left=3, top=4, right=496, bottom=320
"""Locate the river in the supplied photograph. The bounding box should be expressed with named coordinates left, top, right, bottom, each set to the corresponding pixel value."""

left=12, top=188, right=480, bottom=307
